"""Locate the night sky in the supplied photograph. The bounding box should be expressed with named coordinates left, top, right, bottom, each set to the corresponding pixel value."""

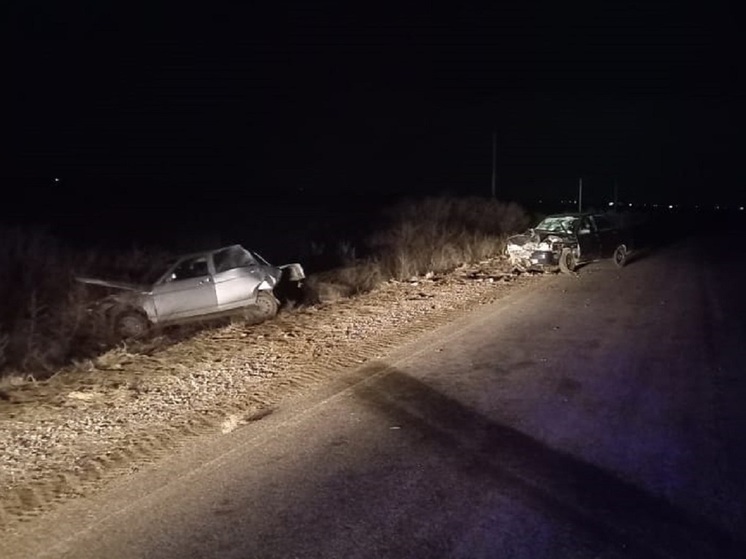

left=3, top=1, right=742, bottom=234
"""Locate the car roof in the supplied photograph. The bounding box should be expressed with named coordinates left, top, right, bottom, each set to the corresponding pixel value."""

left=174, top=244, right=247, bottom=261
left=543, top=212, right=597, bottom=218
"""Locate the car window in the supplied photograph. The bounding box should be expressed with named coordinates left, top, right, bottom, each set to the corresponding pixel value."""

left=171, top=256, right=209, bottom=280
left=214, top=246, right=258, bottom=273
left=145, top=258, right=178, bottom=284
left=593, top=216, right=612, bottom=230
left=580, top=217, right=595, bottom=232
left=535, top=216, right=578, bottom=233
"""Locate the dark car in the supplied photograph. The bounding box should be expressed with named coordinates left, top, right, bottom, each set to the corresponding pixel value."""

left=506, top=212, right=631, bottom=274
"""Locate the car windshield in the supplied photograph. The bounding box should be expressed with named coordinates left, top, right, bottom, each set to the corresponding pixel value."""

left=143, top=258, right=179, bottom=285
left=535, top=216, right=578, bottom=233
left=214, top=246, right=259, bottom=273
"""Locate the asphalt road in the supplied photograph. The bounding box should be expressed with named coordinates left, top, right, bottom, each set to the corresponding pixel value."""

left=4, top=231, right=746, bottom=558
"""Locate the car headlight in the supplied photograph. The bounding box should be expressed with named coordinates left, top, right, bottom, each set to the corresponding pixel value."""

left=257, top=279, right=274, bottom=290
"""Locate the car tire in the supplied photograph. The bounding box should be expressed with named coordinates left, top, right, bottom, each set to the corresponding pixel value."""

left=559, top=248, right=576, bottom=274
left=613, top=244, right=628, bottom=268
left=244, top=291, right=279, bottom=324
left=113, top=309, right=150, bottom=340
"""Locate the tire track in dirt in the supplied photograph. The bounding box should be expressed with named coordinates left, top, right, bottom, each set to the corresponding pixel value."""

left=0, top=267, right=546, bottom=531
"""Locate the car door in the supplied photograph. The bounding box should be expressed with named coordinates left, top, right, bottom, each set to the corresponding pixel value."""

left=576, top=215, right=602, bottom=261
left=593, top=215, right=621, bottom=257
left=211, top=246, right=267, bottom=310
left=151, top=255, right=218, bottom=321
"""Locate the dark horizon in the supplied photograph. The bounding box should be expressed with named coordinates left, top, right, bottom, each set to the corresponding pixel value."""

left=3, top=1, right=742, bottom=232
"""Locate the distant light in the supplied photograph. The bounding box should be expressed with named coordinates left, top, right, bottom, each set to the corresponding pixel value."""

left=53, top=177, right=60, bottom=182
left=668, top=205, right=673, bottom=209
left=608, top=202, right=614, bottom=207
left=715, top=205, right=720, bottom=210
left=740, top=206, right=744, bottom=211
left=628, top=203, right=632, bottom=207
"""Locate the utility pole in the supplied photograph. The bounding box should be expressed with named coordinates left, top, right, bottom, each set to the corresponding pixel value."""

left=578, top=177, right=583, bottom=213
left=491, top=131, right=497, bottom=199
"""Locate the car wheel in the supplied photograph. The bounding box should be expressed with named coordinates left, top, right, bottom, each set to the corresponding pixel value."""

left=245, top=291, right=279, bottom=324
left=113, top=310, right=150, bottom=340
left=613, top=244, right=628, bottom=268
left=559, top=248, right=576, bottom=274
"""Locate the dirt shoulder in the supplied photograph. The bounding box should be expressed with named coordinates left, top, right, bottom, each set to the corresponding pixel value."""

left=0, top=256, right=548, bottom=531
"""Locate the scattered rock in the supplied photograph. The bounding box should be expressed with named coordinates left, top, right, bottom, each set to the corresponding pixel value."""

left=0, top=254, right=548, bottom=527
left=67, top=391, right=97, bottom=401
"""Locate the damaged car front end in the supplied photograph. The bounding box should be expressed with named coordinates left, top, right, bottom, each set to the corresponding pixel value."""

left=506, top=215, right=580, bottom=273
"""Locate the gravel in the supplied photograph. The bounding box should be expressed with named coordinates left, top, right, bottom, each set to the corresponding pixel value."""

left=0, top=258, right=545, bottom=528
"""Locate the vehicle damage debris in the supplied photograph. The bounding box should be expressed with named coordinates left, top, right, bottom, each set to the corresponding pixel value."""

left=76, top=244, right=305, bottom=340
left=506, top=212, right=632, bottom=274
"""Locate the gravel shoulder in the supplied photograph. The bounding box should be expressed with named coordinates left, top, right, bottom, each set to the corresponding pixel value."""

left=0, top=256, right=548, bottom=531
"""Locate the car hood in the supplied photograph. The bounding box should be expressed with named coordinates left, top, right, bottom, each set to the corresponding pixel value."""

left=75, top=276, right=150, bottom=293
left=278, top=262, right=305, bottom=282
left=507, top=229, right=574, bottom=246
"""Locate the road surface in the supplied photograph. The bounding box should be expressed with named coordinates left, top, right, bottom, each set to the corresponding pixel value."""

left=3, top=231, right=746, bottom=558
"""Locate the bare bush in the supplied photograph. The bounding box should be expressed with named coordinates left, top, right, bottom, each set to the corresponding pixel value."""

left=0, top=227, right=174, bottom=378
left=0, top=226, right=78, bottom=375
left=301, top=238, right=360, bottom=273
left=367, top=196, right=528, bottom=280
left=303, top=261, right=384, bottom=304
left=0, top=332, right=8, bottom=370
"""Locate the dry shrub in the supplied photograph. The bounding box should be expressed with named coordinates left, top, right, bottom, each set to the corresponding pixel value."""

left=302, top=238, right=360, bottom=274
left=0, top=226, right=81, bottom=374
left=367, top=196, right=528, bottom=280
left=332, top=261, right=383, bottom=294
left=0, top=332, right=8, bottom=371
left=303, top=261, right=384, bottom=303
left=0, top=226, right=174, bottom=378
left=303, top=196, right=529, bottom=296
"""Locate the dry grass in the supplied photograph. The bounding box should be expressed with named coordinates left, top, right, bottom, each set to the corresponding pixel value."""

left=367, top=195, right=529, bottom=280
left=0, top=226, right=175, bottom=379
left=302, top=261, right=385, bottom=303
left=0, top=226, right=81, bottom=375
left=305, top=196, right=529, bottom=300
